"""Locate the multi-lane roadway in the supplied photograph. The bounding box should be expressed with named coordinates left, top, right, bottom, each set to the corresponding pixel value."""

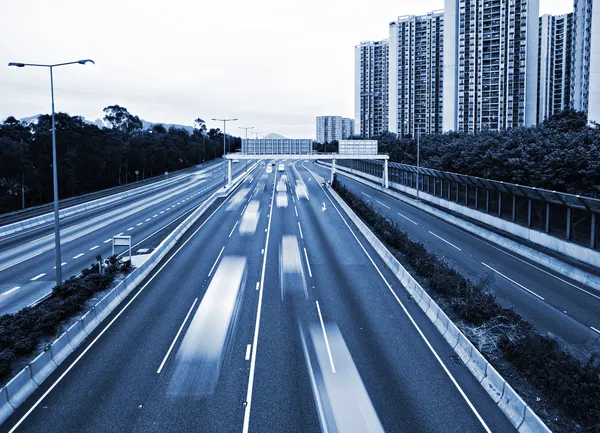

left=310, top=161, right=600, bottom=360
left=1, top=160, right=516, bottom=432
left=0, top=160, right=247, bottom=316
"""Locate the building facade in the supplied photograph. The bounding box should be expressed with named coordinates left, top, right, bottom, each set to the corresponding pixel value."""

left=389, top=11, right=444, bottom=137
left=242, top=139, right=312, bottom=155
left=538, top=13, right=573, bottom=123
left=342, top=117, right=355, bottom=139
left=316, top=116, right=354, bottom=142
left=443, top=0, right=540, bottom=132
left=571, top=0, right=600, bottom=124
left=355, top=40, right=390, bottom=138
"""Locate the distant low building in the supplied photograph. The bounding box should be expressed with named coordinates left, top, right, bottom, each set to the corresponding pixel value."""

left=242, top=138, right=312, bottom=155
left=338, top=140, right=378, bottom=156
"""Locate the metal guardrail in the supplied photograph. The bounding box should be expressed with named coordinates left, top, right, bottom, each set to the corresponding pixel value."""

left=0, top=160, right=224, bottom=226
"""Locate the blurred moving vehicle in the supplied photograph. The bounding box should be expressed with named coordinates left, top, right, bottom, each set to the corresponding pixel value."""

left=266, top=165, right=273, bottom=174
left=278, top=163, right=285, bottom=172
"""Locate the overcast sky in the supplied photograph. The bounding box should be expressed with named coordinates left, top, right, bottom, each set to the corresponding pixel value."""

left=0, top=0, right=572, bottom=138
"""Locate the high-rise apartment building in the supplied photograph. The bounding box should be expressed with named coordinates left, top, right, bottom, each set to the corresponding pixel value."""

left=316, top=116, right=354, bottom=142
left=571, top=0, right=600, bottom=124
left=342, top=117, right=355, bottom=139
left=389, top=11, right=444, bottom=136
left=443, top=0, right=540, bottom=132
left=538, top=14, right=573, bottom=123
left=355, top=40, right=389, bottom=138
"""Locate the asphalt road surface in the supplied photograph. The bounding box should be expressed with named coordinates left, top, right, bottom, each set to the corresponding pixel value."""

left=1, top=160, right=516, bottom=433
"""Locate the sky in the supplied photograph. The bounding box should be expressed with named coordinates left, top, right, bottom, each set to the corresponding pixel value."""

left=0, top=0, right=573, bottom=138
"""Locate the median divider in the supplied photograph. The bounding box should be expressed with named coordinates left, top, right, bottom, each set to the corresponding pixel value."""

left=0, top=164, right=255, bottom=427
left=30, top=350, right=57, bottom=386
left=327, top=184, right=551, bottom=433
left=49, top=333, right=72, bottom=366
left=4, top=366, right=36, bottom=410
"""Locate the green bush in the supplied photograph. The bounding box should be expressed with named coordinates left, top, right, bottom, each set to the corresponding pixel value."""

left=332, top=178, right=600, bottom=431
left=0, top=257, right=129, bottom=382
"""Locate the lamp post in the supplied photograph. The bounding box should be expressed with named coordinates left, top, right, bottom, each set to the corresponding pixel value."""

left=211, top=118, right=238, bottom=156
left=416, top=128, right=421, bottom=200
left=9, top=59, right=95, bottom=285
left=239, top=126, right=253, bottom=171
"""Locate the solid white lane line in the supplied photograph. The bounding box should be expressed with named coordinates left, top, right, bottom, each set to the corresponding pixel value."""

left=295, top=206, right=298, bottom=217
left=73, top=253, right=84, bottom=259
left=2, top=286, right=21, bottom=296
left=361, top=192, right=372, bottom=198
left=156, top=297, right=198, bottom=374
left=245, top=344, right=252, bottom=361
left=397, top=212, right=418, bottom=225
left=305, top=164, right=493, bottom=433
left=145, top=218, right=151, bottom=222
left=428, top=231, right=462, bottom=251
left=591, top=327, right=600, bottom=335
left=30, top=273, right=45, bottom=281
left=315, top=300, right=336, bottom=373
left=376, top=200, right=390, bottom=209
left=243, top=173, right=276, bottom=433
left=6, top=191, right=237, bottom=433
left=127, top=227, right=134, bottom=231
left=104, top=239, right=112, bottom=244
left=89, top=245, right=99, bottom=251
left=229, top=221, right=239, bottom=237
left=304, top=247, right=312, bottom=278
left=208, top=247, right=225, bottom=277
left=481, top=262, right=545, bottom=300
left=298, top=222, right=304, bottom=239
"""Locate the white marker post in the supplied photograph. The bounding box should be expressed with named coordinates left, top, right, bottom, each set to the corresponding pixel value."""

left=112, top=235, right=132, bottom=261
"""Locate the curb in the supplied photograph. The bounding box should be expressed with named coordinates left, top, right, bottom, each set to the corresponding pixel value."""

left=327, top=184, right=551, bottom=433
left=0, top=165, right=255, bottom=427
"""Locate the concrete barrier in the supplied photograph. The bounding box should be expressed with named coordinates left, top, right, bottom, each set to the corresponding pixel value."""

left=519, top=407, right=552, bottom=433
left=321, top=161, right=600, bottom=291
left=499, top=383, right=527, bottom=428
left=433, top=309, right=450, bottom=336
left=425, top=300, right=439, bottom=323
left=94, top=295, right=112, bottom=322
left=454, top=333, right=473, bottom=364
left=0, top=387, right=14, bottom=425
left=66, top=320, right=87, bottom=349
left=327, top=184, right=551, bottom=432
left=5, top=367, right=37, bottom=409
left=465, top=349, right=488, bottom=383
left=104, top=287, right=121, bottom=311
left=50, top=332, right=74, bottom=366
left=81, top=310, right=100, bottom=336
left=30, top=349, right=57, bottom=386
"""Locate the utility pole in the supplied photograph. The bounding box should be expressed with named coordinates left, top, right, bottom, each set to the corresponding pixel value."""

left=416, top=128, right=420, bottom=200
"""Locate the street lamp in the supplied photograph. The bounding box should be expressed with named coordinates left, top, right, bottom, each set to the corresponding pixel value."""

left=8, top=59, right=95, bottom=285
left=239, top=126, right=253, bottom=171
left=211, top=118, right=238, bottom=156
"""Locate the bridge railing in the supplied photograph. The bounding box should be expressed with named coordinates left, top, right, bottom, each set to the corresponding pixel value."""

left=335, top=159, right=599, bottom=252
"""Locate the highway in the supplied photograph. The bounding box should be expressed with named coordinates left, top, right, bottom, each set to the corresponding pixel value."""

left=0, top=161, right=516, bottom=432
left=310, top=162, right=600, bottom=360
left=0, top=159, right=248, bottom=316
